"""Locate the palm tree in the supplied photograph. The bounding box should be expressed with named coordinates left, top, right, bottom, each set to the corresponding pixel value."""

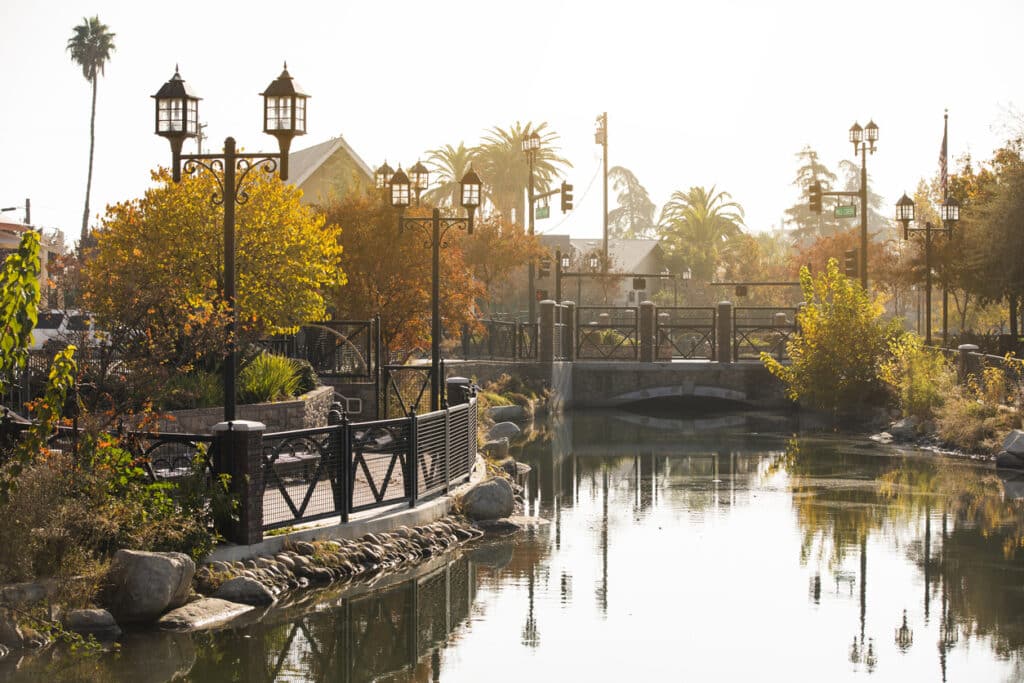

left=474, top=121, right=571, bottom=226
left=658, top=185, right=745, bottom=281
left=67, top=16, right=116, bottom=246
left=422, top=142, right=477, bottom=207
left=607, top=166, right=656, bottom=239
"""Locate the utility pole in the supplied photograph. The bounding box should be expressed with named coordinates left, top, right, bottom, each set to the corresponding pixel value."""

left=196, top=122, right=208, bottom=154
left=596, top=112, right=608, bottom=268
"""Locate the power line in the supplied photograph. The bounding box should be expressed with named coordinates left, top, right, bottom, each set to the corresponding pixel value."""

left=537, top=156, right=603, bottom=235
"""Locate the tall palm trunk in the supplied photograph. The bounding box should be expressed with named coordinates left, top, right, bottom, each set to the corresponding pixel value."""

left=81, top=74, right=97, bottom=245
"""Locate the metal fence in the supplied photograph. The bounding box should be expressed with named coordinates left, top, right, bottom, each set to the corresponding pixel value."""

left=261, top=320, right=377, bottom=380
left=460, top=320, right=520, bottom=360
left=656, top=307, right=717, bottom=360
left=381, top=365, right=434, bottom=418
left=554, top=304, right=569, bottom=361
left=576, top=306, right=639, bottom=360
left=733, top=307, right=798, bottom=360
left=261, top=398, right=477, bottom=531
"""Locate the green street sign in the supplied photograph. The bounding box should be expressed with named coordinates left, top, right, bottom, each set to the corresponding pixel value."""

left=835, top=204, right=857, bottom=219
left=536, top=205, right=550, bottom=220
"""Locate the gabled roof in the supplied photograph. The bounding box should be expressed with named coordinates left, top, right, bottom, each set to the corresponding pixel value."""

left=567, top=238, right=664, bottom=272
left=288, top=135, right=374, bottom=189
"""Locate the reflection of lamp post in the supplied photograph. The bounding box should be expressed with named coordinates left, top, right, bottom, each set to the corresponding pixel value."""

left=153, top=64, right=308, bottom=422
left=389, top=167, right=482, bottom=411
left=895, top=610, right=913, bottom=651
left=896, top=193, right=960, bottom=345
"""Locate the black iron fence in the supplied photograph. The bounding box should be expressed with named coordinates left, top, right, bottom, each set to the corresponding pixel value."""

left=576, top=306, right=639, bottom=360
left=261, top=319, right=377, bottom=380
left=381, top=364, right=434, bottom=419
left=459, top=319, right=521, bottom=360
left=733, top=307, right=798, bottom=360
left=657, top=307, right=717, bottom=360
left=261, top=399, right=477, bottom=531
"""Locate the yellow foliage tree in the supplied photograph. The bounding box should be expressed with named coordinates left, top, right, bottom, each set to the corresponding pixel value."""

left=83, top=168, right=345, bottom=374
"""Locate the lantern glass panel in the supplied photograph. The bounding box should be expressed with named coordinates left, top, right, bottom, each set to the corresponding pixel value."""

left=391, top=180, right=410, bottom=207
left=461, top=180, right=480, bottom=208
left=849, top=124, right=863, bottom=144
left=265, top=96, right=294, bottom=131
left=294, top=97, right=306, bottom=132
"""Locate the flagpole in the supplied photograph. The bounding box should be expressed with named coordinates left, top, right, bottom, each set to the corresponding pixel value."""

left=942, top=110, right=950, bottom=348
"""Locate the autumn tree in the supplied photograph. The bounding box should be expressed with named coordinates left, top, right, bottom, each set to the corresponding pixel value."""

left=322, top=189, right=484, bottom=359
left=83, top=169, right=344, bottom=382
left=460, top=214, right=544, bottom=314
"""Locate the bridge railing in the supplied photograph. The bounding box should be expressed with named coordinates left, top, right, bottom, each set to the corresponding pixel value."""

left=576, top=306, right=639, bottom=360
left=656, top=307, right=717, bottom=360
left=733, top=307, right=798, bottom=361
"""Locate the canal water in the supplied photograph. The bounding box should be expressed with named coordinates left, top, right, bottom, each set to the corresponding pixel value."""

left=6, top=409, right=1024, bottom=682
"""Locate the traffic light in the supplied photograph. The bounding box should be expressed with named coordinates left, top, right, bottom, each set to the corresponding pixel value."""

left=538, top=257, right=552, bottom=278
left=843, top=249, right=858, bottom=278
left=560, top=181, right=574, bottom=212
left=809, top=180, right=823, bottom=214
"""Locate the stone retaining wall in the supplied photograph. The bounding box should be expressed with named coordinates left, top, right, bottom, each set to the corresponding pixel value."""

left=157, top=385, right=335, bottom=434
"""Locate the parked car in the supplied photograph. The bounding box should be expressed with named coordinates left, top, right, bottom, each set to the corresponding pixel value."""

left=30, top=310, right=107, bottom=351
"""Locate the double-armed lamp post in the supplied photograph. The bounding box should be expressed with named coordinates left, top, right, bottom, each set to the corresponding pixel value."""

left=153, top=64, right=309, bottom=422
left=810, top=121, right=878, bottom=289
left=387, top=165, right=482, bottom=411
left=895, top=193, right=960, bottom=345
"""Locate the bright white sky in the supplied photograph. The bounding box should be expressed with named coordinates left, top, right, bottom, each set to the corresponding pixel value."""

left=2, top=0, right=1022, bottom=247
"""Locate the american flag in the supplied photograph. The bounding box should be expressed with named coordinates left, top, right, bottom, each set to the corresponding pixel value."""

left=940, top=110, right=948, bottom=197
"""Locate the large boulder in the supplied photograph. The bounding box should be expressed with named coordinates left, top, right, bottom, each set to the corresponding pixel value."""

left=64, top=609, right=121, bottom=641
left=889, top=417, right=918, bottom=441
left=487, top=421, right=521, bottom=441
left=461, top=477, right=514, bottom=521
left=481, top=438, right=509, bottom=460
left=996, top=451, right=1024, bottom=471
left=487, top=405, right=529, bottom=423
left=104, top=550, right=195, bottom=623
left=1003, top=430, right=1024, bottom=456
left=212, top=576, right=276, bottom=606
left=158, top=597, right=255, bottom=631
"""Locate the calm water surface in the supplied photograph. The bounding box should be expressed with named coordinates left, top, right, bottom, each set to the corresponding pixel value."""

left=7, top=409, right=1024, bottom=682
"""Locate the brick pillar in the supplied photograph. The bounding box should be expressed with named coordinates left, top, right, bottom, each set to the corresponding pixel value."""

left=639, top=301, right=656, bottom=363
left=539, top=299, right=556, bottom=363
left=717, top=301, right=734, bottom=363
left=563, top=301, right=576, bottom=361
left=213, top=420, right=266, bottom=545
left=957, top=344, right=980, bottom=385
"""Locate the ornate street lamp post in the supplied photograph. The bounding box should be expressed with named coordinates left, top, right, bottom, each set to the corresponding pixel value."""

left=850, top=120, right=878, bottom=289
left=523, top=131, right=541, bottom=324
left=896, top=193, right=959, bottom=345
left=389, top=166, right=482, bottom=411
left=153, top=64, right=308, bottom=422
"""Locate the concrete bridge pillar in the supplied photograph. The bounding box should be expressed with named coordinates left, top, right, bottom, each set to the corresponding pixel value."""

left=540, top=299, right=556, bottom=363
left=563, top=301, right=577, bottom=361
left=640, top=301, right=656, bottom=362
left=717, top=301, right=733, bottom=363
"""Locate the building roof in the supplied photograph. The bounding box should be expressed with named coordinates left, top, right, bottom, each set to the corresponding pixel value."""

left=288, top=135, right=374, bottom=188
left=566, top=238, right=664, bottom=272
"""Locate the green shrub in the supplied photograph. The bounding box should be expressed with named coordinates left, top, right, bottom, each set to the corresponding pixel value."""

left=162, top=370, right=224, bottom=410
left=291, top=358, right=320, bottom=394
left=936, top=363, right=1022, bottom=453
left=881, top=334, right=955, bottom=422
left=762, top=258, right=903, bottom=421
left=238, top=352, right=301, bottom=404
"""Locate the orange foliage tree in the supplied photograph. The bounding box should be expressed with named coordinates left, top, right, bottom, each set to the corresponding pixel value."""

left=322, top=189, right=484, bottom=359
left=459, top=214, right=544, bottom=314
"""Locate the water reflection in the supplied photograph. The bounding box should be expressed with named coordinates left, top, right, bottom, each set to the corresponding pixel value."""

left=7, top=410, right=1024, bottom=681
